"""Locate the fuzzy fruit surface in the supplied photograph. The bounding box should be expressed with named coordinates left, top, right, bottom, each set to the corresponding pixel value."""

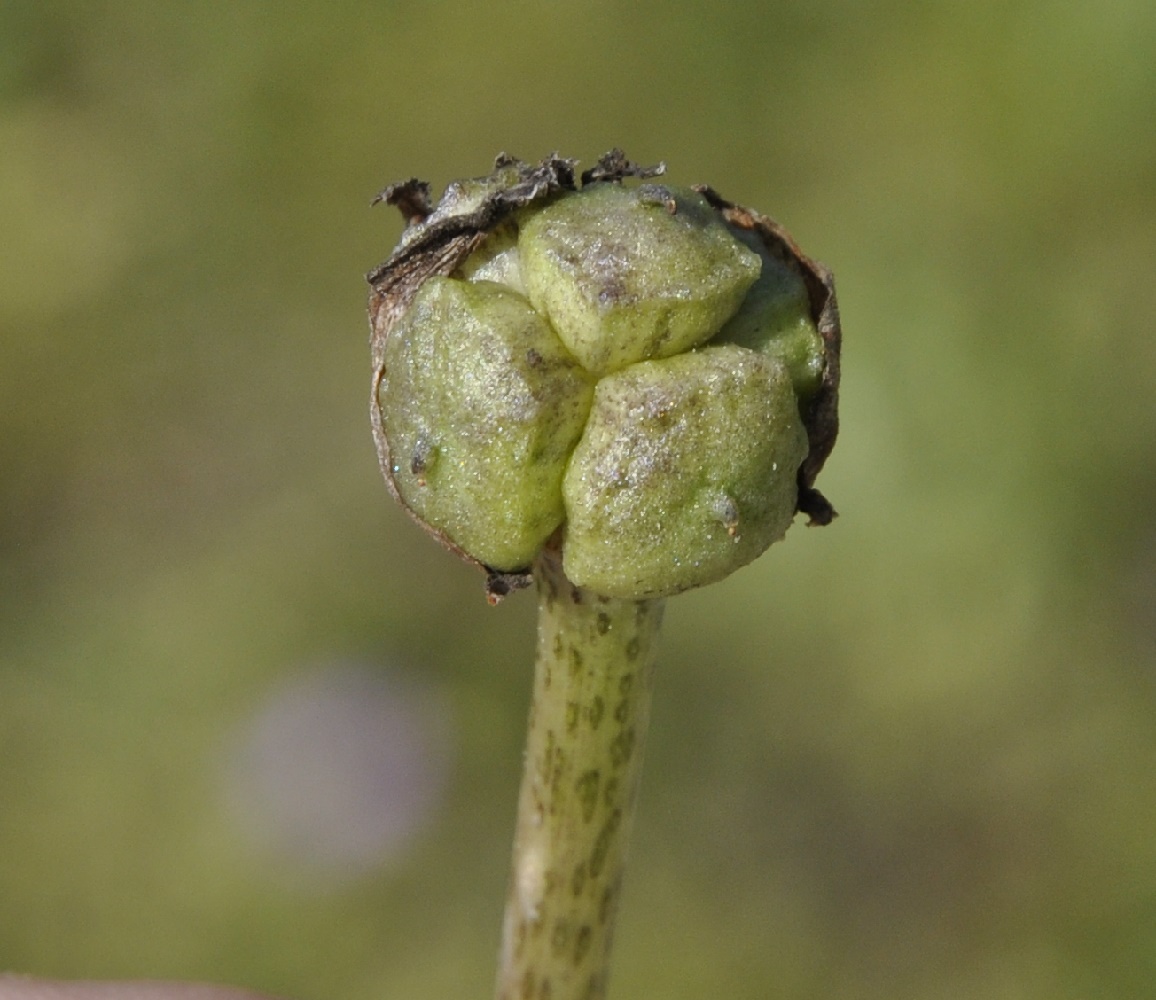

left=561, top=345, right=807, bottom=599
left=519, top=184, right=761, bottom=375
left=382, top=277, right=594, bottom=572
left=377, top=181, right=823, bottom=598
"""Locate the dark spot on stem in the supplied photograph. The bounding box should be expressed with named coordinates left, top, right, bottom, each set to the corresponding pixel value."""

left=569, top=645, right=584, bottom=675
left=599, top=883, right=617, bottom=925
left=571, top=861, right=587, bottom=897
left=589, top=808, right=622, bottom=877
left=574, top=925, right=593, bottom=965
left=538, top=732, right=552, bottom=785
left=588, top=695, right=605, bottom=730
left=602, top=776, right=618, bottom=807
left=625, top=637, right=641, bottom=661
left=551, top=919, right=570, bottom=957
left=596, top=612, right=611, bottom=635
left=610, top=727, right=635, bottom=769
left=549, top=742, right=567, bottom=802
left=576, top=769, right=600, bottom=823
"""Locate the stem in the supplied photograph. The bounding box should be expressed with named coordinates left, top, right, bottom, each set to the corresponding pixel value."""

left=495, top=548, right=666, bottom=1000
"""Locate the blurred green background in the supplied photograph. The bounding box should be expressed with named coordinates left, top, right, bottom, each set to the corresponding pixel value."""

left=2, top=2, right=1155, bottom=998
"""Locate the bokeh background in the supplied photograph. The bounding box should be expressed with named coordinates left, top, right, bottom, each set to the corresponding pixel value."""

left=2, top=2, right=1155, bottom=998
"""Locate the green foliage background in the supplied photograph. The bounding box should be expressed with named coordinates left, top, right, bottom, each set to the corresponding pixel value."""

left=2, top=2, right=1155, bottom=997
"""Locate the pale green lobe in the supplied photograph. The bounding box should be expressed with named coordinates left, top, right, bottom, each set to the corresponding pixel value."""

left=713, top=225, right=826, bottom=402
left=561, top=345, right=808, bottom=599
left=519, top=184, right=762, bottom=375
left=455, top=220, right=527, bottom=295
left=379, top=276, right=594, bottom=572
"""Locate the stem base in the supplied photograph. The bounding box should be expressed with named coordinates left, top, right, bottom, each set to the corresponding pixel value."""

left=495, top=549, right=665, bottom=1000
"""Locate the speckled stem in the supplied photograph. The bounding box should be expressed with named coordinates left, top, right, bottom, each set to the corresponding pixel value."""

left=495, top=548, right=665, bottom=1000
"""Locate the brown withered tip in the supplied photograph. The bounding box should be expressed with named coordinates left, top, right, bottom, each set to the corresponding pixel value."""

left=580, top=148, right=666, bottom=186
left=372, top=178, right=433, bottom=227
left=368, top=152, right=842, bottom=599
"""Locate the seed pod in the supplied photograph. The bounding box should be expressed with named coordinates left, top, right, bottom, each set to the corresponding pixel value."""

left=368, top=150, right=841, bottom=602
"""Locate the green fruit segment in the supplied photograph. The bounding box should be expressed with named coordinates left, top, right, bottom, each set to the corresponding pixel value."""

left=519, top=184, right=762, bottom=375
left=561, top=345, right=808, bottom=598
left=380, top=277, right=595, bottom=571
left=712, top=226, right=825, bottom=402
